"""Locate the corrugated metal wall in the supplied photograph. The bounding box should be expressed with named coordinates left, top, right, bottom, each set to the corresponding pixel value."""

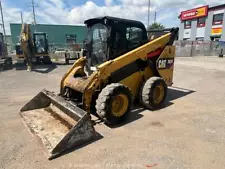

left=10, top=23, right=87, bottom=45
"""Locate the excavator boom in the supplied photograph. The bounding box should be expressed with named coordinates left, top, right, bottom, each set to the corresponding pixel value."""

left=16, top=24, right=51, bottom=66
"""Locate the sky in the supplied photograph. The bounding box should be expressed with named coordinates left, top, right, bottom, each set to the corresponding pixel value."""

left=1, top=0, right=223, bottom=35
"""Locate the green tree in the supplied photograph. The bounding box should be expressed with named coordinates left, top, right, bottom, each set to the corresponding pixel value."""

left=147, top=22, right=165, bottom=30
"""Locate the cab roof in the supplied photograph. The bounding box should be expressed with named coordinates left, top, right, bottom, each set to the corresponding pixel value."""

left=84, top=16, right=146, bottom=31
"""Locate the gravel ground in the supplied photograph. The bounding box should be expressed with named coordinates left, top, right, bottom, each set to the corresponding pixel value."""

left=1, top=57, right=225, bottom=169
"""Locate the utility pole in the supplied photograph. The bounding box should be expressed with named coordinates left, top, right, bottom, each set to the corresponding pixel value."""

left=31, top=0, right=36, bottom=25
left=0, top=0, right=6, bottom=39
left=20, top=12, right=24, bottom=24
left=147, top=0, right=150, bottom=27
left=30, top=0, right=38, bottom=32
left=154, top=11, right=156, bottom=23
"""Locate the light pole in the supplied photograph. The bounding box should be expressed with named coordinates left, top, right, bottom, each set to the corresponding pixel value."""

left=31, top=0, right=36, bottom=25
left=147, top=0, right=150, bottom=27
left=154, top=11, right=156, bottom=23
left=21, top=12, right=24, bottom=24
left=0, top=0, right=6, bottom=39
left=30, top=0, right=37, bottom=32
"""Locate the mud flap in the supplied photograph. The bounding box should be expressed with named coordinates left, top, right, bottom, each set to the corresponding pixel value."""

left=20, top=89, right=97, bottom=159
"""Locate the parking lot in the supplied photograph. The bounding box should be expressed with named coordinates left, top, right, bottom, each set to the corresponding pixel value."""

left=1, top=56, right=225, bottom=169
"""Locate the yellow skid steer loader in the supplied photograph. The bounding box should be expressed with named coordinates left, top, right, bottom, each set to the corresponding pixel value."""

left=20, top=16, right=179, bottom=159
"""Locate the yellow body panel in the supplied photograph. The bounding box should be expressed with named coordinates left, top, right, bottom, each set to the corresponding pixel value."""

left=60, top=57, right=86, bottom=91
left=119, top=72, right=143, bottom=98
left=16, top=54, right=24, bottom=58
left=143, top=66, right=155, bottom=81
left=156, top=46, right=175, bottom=86
left=98, top=33, right=171, bottom=79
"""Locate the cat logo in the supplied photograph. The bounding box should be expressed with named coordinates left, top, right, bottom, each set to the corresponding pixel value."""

left=157, top=58, right=174, bottom=69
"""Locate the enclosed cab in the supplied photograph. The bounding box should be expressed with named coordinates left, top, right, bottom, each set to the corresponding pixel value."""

left=84, top=16, right=148, bottom=68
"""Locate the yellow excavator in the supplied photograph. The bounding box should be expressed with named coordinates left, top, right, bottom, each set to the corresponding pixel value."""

left=16, top=24, right=51, bottom=69
left=20, top=16, right=179, bottom=159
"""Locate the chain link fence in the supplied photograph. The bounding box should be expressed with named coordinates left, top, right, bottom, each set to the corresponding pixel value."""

left=48, top=43, right=83, bottom=62
left=6, top=43, right=84, bottom=63
left=8, top=40, right=225, bottom=59
left=175, top=40, right=225, bottom=57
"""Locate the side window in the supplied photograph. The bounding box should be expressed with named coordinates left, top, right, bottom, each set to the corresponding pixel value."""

left=66, top=34, right=76, bottom=44
left=197, top=17, right=206, bottom=27
left=184, top=20, right=191, bottom=29
left=35, top=34, right=46, bottom=54
left=126, top=27, right=143, bottom=49
left=213, top=13, right=224, bottom=25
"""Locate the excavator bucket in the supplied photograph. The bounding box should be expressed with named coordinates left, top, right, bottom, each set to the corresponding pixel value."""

left=20, top=89, right=96, bottom=160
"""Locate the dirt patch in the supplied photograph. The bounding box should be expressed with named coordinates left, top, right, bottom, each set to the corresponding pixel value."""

left=151, top=121, right=164, bottom=127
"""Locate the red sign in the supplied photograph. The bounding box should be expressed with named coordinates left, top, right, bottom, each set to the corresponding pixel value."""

left=181, top=5, right=208, bottom=21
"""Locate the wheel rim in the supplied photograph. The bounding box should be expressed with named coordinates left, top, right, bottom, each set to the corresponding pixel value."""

left=153, top=83, right=164, bottom=104
left=111, top=94, right=129, bottom=117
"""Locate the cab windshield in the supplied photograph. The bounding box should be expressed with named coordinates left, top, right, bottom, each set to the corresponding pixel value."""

left=87, top=23, right=109, bottom=67
left=34, top=34, right=47, bottom=54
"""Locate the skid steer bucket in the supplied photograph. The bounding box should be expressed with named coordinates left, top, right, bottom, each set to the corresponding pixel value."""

left=20, top=89, right=96, bottom=160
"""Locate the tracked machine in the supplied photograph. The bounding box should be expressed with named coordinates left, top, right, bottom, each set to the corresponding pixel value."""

left=16, top=24, right=51, bottom=66
left=0, top=33, right=12, bottom=71
left=20, top=16, right=179, bottom=159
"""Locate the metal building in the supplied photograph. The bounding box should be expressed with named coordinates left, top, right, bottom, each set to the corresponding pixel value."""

left=10, top=23, right=87, bottom=48
left=178, top=4, right=225, bottom=41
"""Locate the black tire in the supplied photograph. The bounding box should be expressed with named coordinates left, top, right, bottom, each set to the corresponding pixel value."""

left=31, top=57, right=37, bottom=64
left=36, top=57, right=41, bottom=64
left=1, top=57, right=12, bottom=70
left=140, top=77, right=167, bottom=110
left=43, top=56, right=52, bottom=64
left=96, top=83, right=132, bottom=125
left=5, top=57, right=13, bottom=69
